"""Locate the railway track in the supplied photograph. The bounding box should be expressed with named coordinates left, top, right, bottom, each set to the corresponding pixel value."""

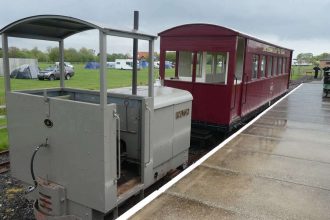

left=0, top=150, right=10, bottom=174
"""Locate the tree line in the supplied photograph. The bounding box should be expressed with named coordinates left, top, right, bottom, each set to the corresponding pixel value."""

left=0, top=47, right=132, bottom=63
left=295, top=52, right=330, bottom=65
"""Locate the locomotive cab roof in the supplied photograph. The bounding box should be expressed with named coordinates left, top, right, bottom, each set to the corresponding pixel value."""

left=0, top=14, right=156, bottom=41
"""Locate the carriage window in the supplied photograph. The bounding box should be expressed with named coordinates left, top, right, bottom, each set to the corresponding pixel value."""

left=273, top=57, right=278, bottom=75
left=252, top=55, right=259, bottom=79
left=168, top=50, right=228, bottom=84
left=282, top=58, right=287, bottom=73
left=267, top=56, right=273, bottom=76
left=278, top=58, right=282, bottom=75
left=175, top=51, right=193, bottom=82
left=196, top=52, right=204, bottom=79
left=195, top=51, right=228, bottom=84
left=260, top=55, right=266, bottom=78
left=164, top=51, right=176, bottom=79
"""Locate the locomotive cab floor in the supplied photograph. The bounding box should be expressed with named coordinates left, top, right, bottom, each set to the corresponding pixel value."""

left=117, top=161, right=141, bottom=197
left=123, top=82, right=330, bottom=220
left=117, top=176, right=141, bottom=196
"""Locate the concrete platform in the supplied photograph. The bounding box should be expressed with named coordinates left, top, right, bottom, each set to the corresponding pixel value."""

left=123, top=83, right=330, bottom=220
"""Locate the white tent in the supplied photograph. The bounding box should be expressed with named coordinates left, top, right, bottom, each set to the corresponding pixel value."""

left=0, top=58, right=38, bottom=76
left=10, top=64, right=39, bottom=79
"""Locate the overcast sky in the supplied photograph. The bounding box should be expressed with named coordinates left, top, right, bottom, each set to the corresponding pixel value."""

left=1, top=0, right=330, bottom=58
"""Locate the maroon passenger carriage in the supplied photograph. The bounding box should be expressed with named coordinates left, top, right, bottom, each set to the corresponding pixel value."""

left=158, top=24, right=293, bottom=132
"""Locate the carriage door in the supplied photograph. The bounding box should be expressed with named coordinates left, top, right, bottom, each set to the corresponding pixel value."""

left=232, top=37, right=245, bottom=118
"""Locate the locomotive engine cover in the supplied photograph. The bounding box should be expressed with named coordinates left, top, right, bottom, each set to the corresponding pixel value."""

left=109, top=85, right=193, bottom=182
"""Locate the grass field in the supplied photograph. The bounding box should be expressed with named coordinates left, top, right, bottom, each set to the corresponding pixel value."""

left=0, top=117, right=6, bottom=127
left=290, top=65, right=314, bottom=80
left=0, top=63, right=163, bottom=106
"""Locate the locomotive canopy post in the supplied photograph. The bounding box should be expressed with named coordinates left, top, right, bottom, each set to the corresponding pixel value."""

left=99, top=30, right=107, bottom=108
left=59, top=39, right=65, bottom=88
left=2, top=33, right=10, bottom=94
left=132, top=11, right=139, bottom=95
left=148, top=39, right=154, bottom=97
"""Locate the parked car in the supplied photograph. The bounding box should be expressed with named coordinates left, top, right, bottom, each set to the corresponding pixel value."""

left=38, top=66, right=74, bottom=80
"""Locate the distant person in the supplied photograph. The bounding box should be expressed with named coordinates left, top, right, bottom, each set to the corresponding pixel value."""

left=313, top=66, right=321, bottom=79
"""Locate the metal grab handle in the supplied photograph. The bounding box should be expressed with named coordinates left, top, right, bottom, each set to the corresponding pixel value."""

left=243, top=75, right=248, bottom=104
left=231, top=75, right=238, bottom=110
left=113, top=111, right=121, bottom=180
left=145, top=104, right=152, bottom=165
